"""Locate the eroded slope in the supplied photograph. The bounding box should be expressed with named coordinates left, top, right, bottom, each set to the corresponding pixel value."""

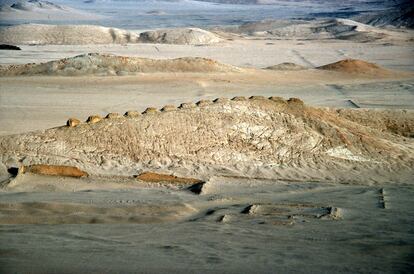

left=0, top=97, right=412, bottom=184
left=0, top=24, right=133, bottom=45
left=0, top=53, right=241, bottom=76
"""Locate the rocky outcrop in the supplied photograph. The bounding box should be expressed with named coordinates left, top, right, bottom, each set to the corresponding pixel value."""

left=139, top=28, right=221, bottom=45
left=0, top=24, right=138, bottom=45
left=0, top=44, right=21, bottom=50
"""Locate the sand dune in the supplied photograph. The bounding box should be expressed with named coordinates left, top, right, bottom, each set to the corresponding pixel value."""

left=0, top=24, right=139, bottom=45
left=139, top=28, right=221, bottom=45
left=1, top=53, right=400, bottom=77
left=0, top=53, right=241, bottom=76
left=317, top=59, right=391, bottom=75
left=1, top=97, right=412, bottom=184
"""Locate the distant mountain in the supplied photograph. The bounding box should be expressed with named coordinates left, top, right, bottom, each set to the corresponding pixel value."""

left=352, top=1, right=414, bottom=28
left=190, top=0, right=394, bottom=5
left=198, top=0, right=413, bottom=29
left=0, top=0, right=104, bottom=21
left=192, top=0, right=257, bottom=3
left=14, top=0, right=65, bottom=11
left=0, top=0, right=64, bottom=10
left=216, top=18, right=410, bottom=43
left=190, top=0, right=300, bottom=4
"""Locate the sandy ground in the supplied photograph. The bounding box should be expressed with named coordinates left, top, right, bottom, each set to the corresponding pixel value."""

left=0, top=175, right=413, bottom=273
left=1, top=39, right=414, bottom=70
left=1, top=70, right=414, bottom=135
left=1, top=39, right=413, bottom=134
left=1, top=37, right=414, bottom=273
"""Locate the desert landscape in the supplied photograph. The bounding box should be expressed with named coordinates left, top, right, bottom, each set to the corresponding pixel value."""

left=0, top=0, right=413, bottom=273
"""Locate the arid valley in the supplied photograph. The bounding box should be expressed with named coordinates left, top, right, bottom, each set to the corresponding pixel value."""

left=0, top=0, right=413, bottom=273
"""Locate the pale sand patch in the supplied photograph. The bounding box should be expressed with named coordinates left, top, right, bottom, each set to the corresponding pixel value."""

left=0, top=201, right=196, bottom=224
